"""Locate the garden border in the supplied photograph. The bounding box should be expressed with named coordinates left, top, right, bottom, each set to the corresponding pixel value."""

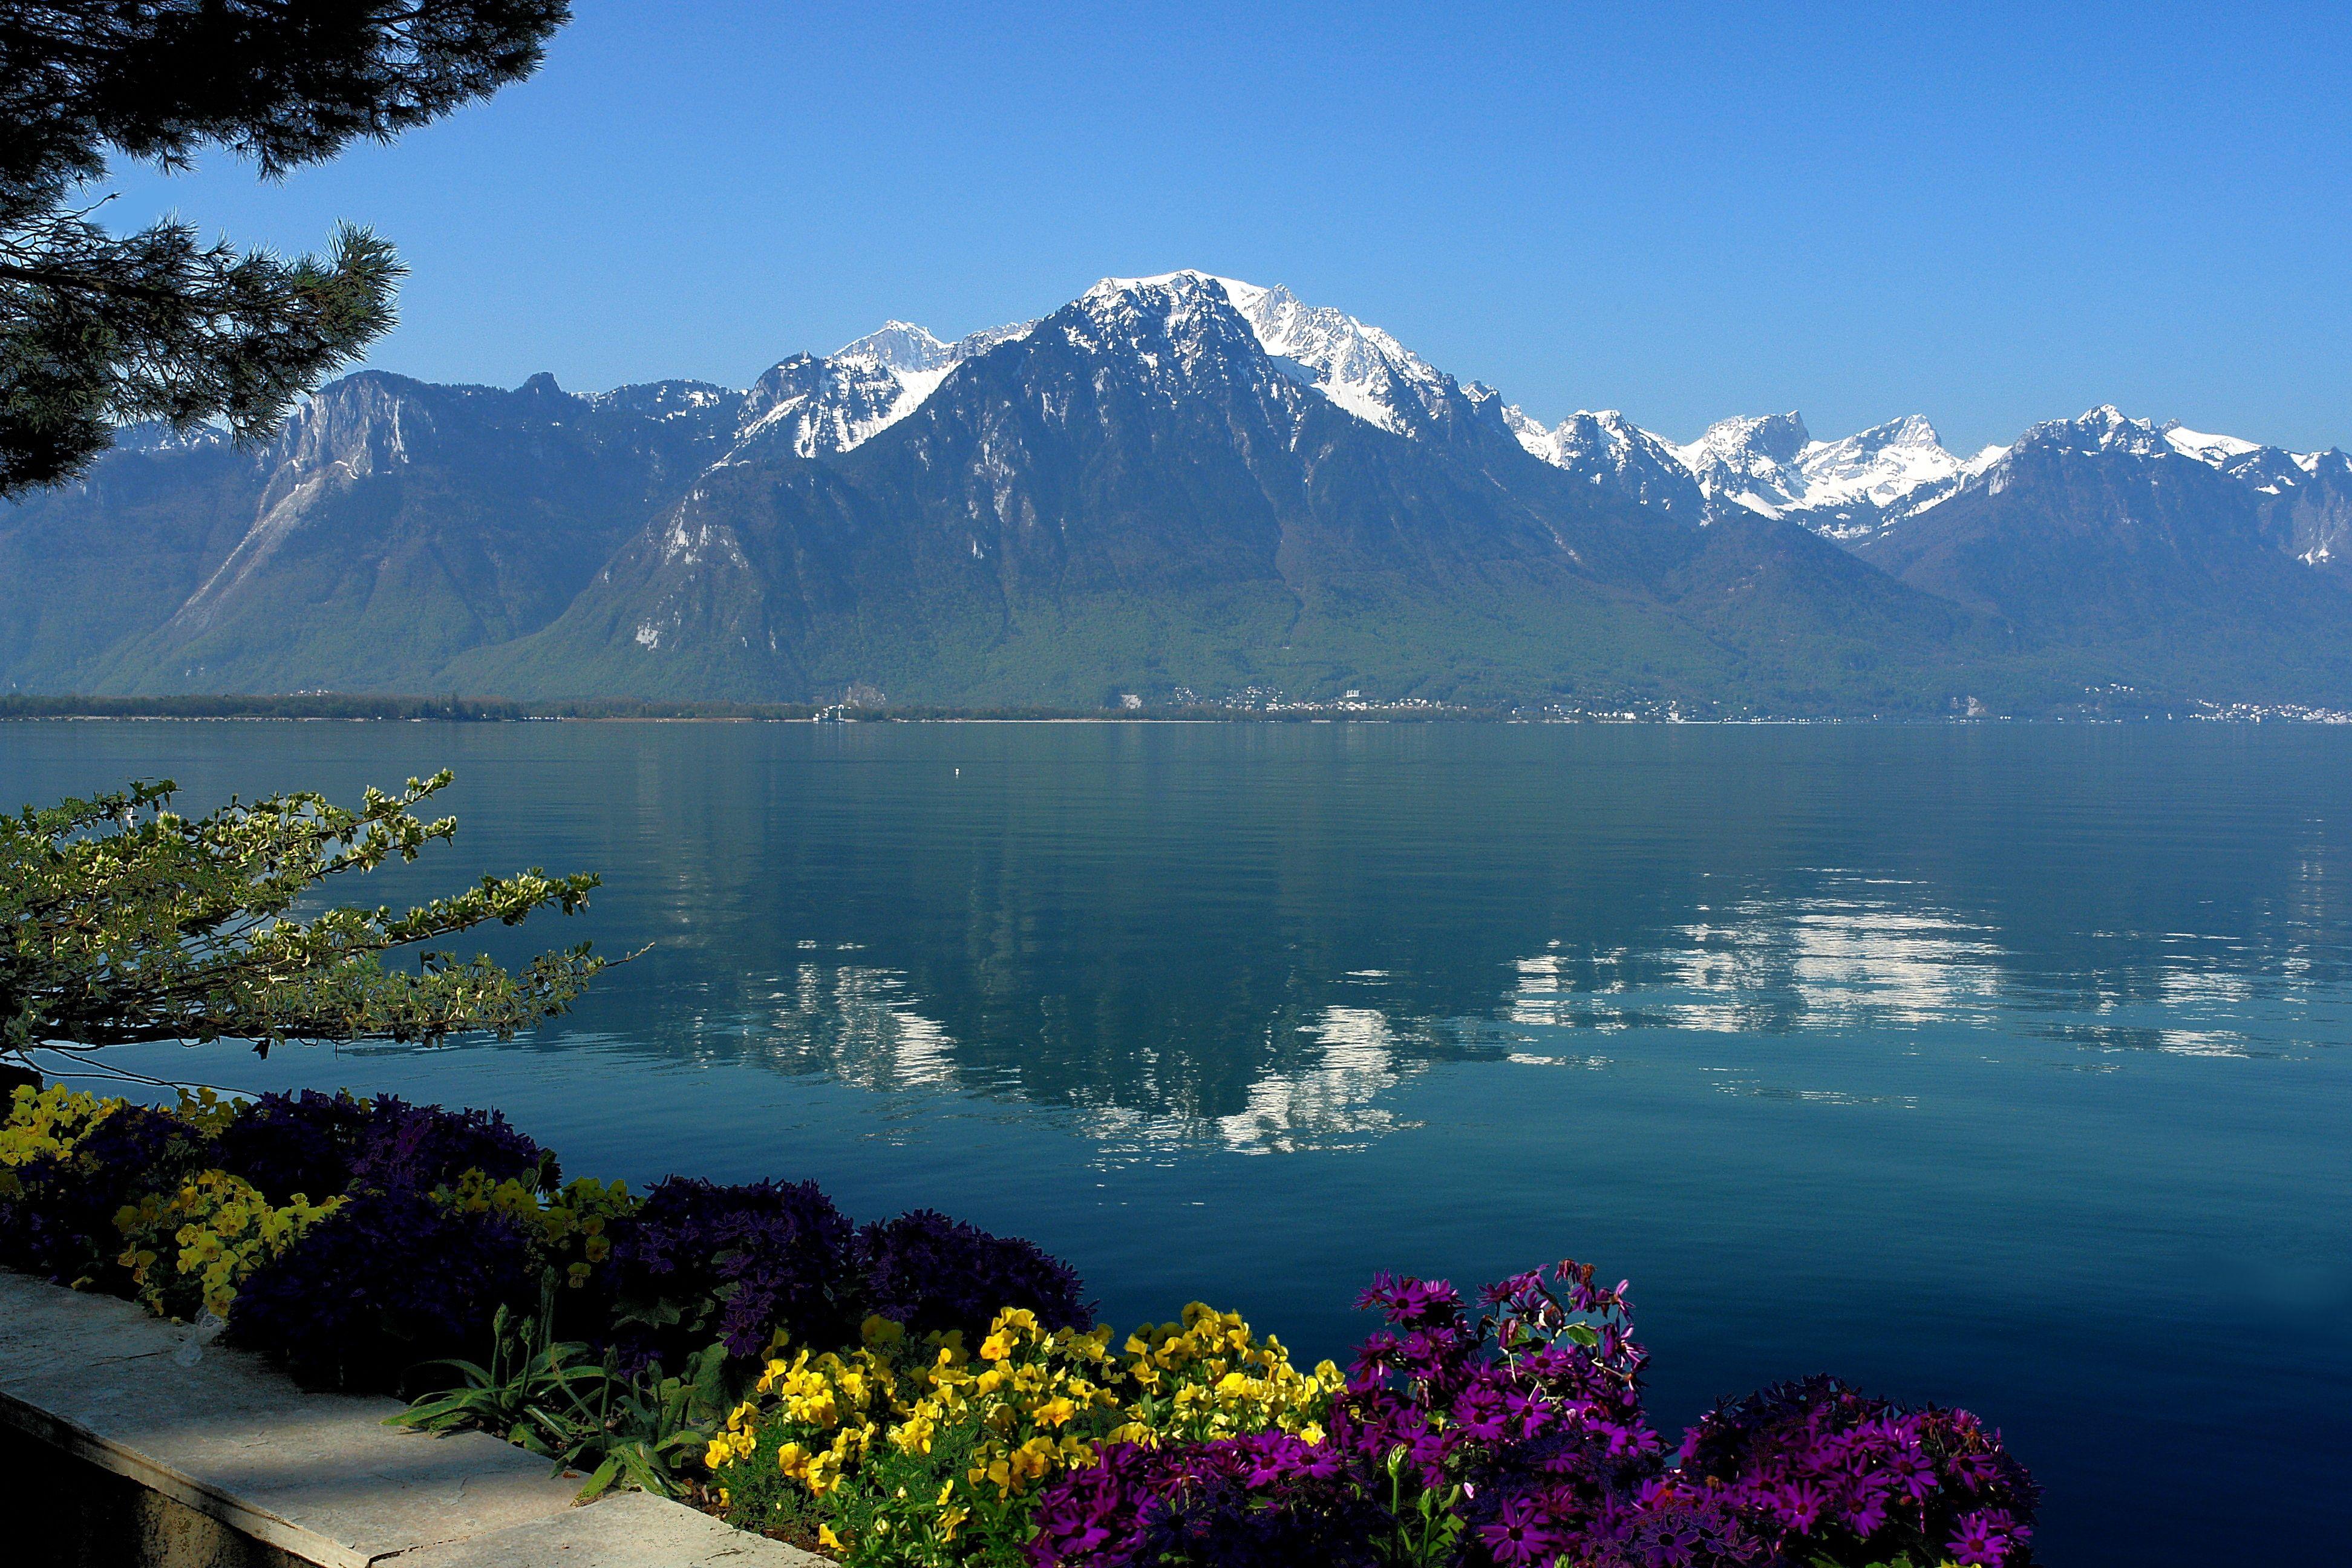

left=0, top=1269, right=821, bottom=1567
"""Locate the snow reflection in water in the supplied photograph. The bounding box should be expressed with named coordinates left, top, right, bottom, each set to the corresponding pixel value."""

left=664, top=875, right=2333, bottom=1159
left=1505, top=877, right=2322, bottom=1062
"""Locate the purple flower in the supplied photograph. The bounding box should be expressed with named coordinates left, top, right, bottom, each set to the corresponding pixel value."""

left=211, top=1089, right=372, bottom=1202
left=225, top=1189, right=535, bottom=1391
left=349, top=1096, right=544, bottom=1194
left=604, top=1176, right=856, bottom=1365
left=855, top=1208, right=1092, bottom=1339
left=1949, top=1507, right=2030, bottom=1567
left=212, top=1089, right=544, bottom=1203
left=1480, top=1494, right=1566, bottom=1566
left=602, top=1171, right=861, bottom=1363
left=1679, top=1375, right=2039, bottom=1566
left=0, top=1103, right=207, bottom=1288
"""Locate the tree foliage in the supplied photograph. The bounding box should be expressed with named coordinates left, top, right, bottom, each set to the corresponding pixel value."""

left=0, top=769, right=604, bottom=1053
left=0, top=0, right=571, bottom=497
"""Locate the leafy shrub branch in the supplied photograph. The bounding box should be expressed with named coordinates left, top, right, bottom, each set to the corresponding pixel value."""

left=1, top=769, right=604, bottom=1053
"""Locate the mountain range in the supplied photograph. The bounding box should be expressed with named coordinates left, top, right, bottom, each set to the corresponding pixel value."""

left=5, top=269, right=2350, bottom=714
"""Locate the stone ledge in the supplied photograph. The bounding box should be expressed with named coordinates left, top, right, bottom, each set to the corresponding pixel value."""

left=397, top=1491, right=812, bottom=1567
left=0, top=1270, right=820, bottom=1567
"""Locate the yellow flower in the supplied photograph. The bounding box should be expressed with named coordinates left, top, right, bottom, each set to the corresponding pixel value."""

left=817, top=1524, right=844, bottom=1551
left=712, top=1296, right=1334, bottom=1523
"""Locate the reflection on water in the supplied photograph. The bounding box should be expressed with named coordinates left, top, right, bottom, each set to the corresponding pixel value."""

left=623, top=862, right=2341, bottom=1158
left=1206, top=1004, right=1425, bottom=1156
left=752, top=960, right=963, bottom=1091
left=690, top=961, right=1459, bottom=1158
left=3, top=720, right=2348, bottom=1568
left=1506, top=877, right=2006, bottom=1036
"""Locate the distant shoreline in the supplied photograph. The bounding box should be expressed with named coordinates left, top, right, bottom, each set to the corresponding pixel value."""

left=4, top=693, right=2350, bottom=724
left=0, top=693, right=1520, bottom=724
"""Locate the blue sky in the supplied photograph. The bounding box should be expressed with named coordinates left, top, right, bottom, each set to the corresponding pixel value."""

left=99, top=1, right=2352, bottom=453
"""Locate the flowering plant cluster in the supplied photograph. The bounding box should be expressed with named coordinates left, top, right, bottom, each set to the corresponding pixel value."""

left=116, top=1168, right=345, bottom=1319
left=440, top=1168, right=635, bottom=1289
left=707, top=1302, right=1342, bottom=1564
left=0, top=1085, right=1097, bottom=1399
left=606, top=1176, right=860, bottom=1365
left=0, top=1083, right=136, bottom=1172
left=209, top=1087, right=546, bottom=1203
left=0, top=1088, right=217, bottom=1288
left=1018, top=1261, right=2032, bottom=1568
left=0, top=1085, right=2038, bottom=1566
left=860, top=1210, right=1091, bottom=1343
left=1677, top=1376, right=2039, bottom=1568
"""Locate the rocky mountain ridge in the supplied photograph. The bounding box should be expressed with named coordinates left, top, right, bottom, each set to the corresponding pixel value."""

left=4, top=270, right=2349, bottom=712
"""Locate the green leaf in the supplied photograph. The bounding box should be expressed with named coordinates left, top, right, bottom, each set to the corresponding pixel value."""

left=2, top=773, right=606, bottom=1054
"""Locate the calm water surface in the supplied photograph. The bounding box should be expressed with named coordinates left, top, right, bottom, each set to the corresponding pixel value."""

left=4, top=720, right=2345, bottom=1565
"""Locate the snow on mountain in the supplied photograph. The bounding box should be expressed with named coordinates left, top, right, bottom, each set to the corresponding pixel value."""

left=1211, top=277, right=1454, bottom=434
left=725, top=316, right=1039, bottom=461
left=2161, top=422, right=2262, bottom=466
left=1077, top=275, right=1980, bottom=535
left=1511, top=409, right=1705, bottom=516
left=2157, top=419, right=2339, bottom=497
left=834, top=321, right=951, bottom=374
left=1079, top=271, right=1463, bottom=437
left=1787, top=416, right=1991, bottom=537
left=1060, top=273, right=1298, bottom=410
left=2149, top=419, right=2352, bottom=567
left=1952, top=408, right=2352, bottom=569
left=1588, top=410, right=1988, bottom=535
left=1070, top=273, right=1996, bottom=534
left=1799, top=416, right=1966, bottom=510
left=692, top=275, right=2352, bottom=569
left=727, top=353, right=913, bottom=460
left=1671, top=413, right=1815, bottom=518
left=720, top=266, right=1456, bottom=466
left=2010, top=405, right=2178, bottom=460
left=584, top=379, right=743, bottom=429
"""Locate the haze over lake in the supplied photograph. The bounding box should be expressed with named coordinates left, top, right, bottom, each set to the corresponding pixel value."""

left=7, top=719, right=2345, bottom=1567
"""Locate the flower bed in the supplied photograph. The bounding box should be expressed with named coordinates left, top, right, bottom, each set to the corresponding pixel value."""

left=0, top=1084, right=2036, bottom=1567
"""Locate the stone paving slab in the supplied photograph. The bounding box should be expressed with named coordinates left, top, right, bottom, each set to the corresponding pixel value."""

left=402, top=1491, right=821, bottom=1567
left=0, top=1266, right=185, bottom=1378
left=0, top=1270, right=818, bottom=1566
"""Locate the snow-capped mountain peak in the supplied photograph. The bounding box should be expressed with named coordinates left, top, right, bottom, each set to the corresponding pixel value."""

left=728, top=353, right=916, bottom=460
left=1063, top=273, right=1276, bottom=396
left=2010, top=406, right=2175, bottom=460
left=835, top=321, right=952, bottom=373
left=1076, top=271, right=1245, bottom=342
left=698, top=276, right=2352, bottom=565
left=1082, top=271, right=1455, bottom=437
left=1214, top=278, right=1452, bottom=436
left=1496, top=407, right=1978, bottom=534
left=1797, top=415, right=1967, bottom=510
left=725, top=315, right=1042, bottom=462
left=1679, top=411, right=1813, bottom=470
left=2161, top=421, right=2262, bottom=466
left=1504, top=409, right=1705, bottom=516
left=2147, top=419, right=2348, bottom=532
left=1669, top=413, right=1814, bottom=518
left=1497, top=400, right=1981, bottom=532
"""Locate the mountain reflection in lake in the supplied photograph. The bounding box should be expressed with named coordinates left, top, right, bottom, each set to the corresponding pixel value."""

left=5, top=720, right=2345, bottom=1568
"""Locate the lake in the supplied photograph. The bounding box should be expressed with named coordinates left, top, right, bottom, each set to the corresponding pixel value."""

left=4, top=719, right=2345, bottom=1565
